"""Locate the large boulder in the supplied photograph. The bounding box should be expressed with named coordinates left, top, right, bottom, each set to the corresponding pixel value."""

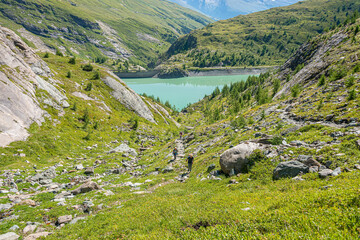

left=219, top=142, right=262, bottom=175
left=273, top=161, right=309, bottom=180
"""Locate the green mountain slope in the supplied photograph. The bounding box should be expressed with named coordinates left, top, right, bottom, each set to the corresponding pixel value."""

left=0, top=0, right=212, bottom=66
left=161, top=0, right=360, bottom=69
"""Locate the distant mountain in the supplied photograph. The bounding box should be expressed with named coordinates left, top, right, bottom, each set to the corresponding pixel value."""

left=168, top=0, right=301, bottom=19
left=0, top=0, right=212, bottom=66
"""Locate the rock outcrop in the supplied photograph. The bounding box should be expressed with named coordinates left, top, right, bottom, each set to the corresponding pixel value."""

left=219, top=142, right=262, bottom=175
left=275, top=31, right=348, bottom=98
left=0, top=25, right=70, bottom=147
left=102, top=72, right=155, bottom=123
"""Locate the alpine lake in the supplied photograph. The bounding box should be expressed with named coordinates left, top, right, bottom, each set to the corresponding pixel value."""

left=124, top=74, right=254, bottom=110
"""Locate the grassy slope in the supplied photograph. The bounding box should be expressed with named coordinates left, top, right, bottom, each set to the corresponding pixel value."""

left=161, top=0, right=360, bottom=69
left=47, top=19, right=360, bottom=239
left=0, top=0, right=212, bottom=65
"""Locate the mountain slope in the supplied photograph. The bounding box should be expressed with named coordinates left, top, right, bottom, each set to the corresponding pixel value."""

left=0, top=25, right=178, bottom=150
left=169, top=0, right=301, bottom=20
left=0, top=0, right=212, bottom=66
left=162, top=0, right=360, bottom=69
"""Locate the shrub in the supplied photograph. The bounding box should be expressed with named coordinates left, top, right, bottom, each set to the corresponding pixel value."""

left=317, top=99, right=324, bottom=110
left=348, top=89, right=356, bottom=101
left=71, top=102, right=77, bottom=111
left=230, top=115, right=247, bottom=128
left=92, top=70, right=100, bottom=80
left=353, top=63, right=360, bottom=73
left=329, top=67, right=347, bottom=81
left=43, top=52, right=49, bottom=58
left=294, top=63, right=304, bottom=74
left=82, top=63, right=93, bottom=72
left=85, top=82, right=93, bottom=91
left=273, top=78, right=281, bottom=96
left=56, top=49, right=63, bottom=57
left=68, top=57, right=76, bottom=64
left=66, top=71, right=71, bottom=78
left=271, top=135, right=283, bottom=145
left=318, top=74, right=326, bottom=86
left=346, top=76, right=355, bottom=87
left=247, top=149, right=266, bottom=171
left=291, top=84, right=301, bottom=97
left=83, top=132, right=91, bottom=140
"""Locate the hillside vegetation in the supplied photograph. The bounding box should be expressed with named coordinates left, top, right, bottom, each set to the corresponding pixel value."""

left=0, top=0, right=212, bottom=67
left=0, top=15, right=360, bottom=239
left=161, top=0, right=360, bottom=69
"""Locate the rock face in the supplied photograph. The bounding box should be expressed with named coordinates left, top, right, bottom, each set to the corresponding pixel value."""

left=219, top=142, right=262, bottom=175
left=275, top=31, right=348, bottom=99
left=0, top=26, right=69, bottom=147
left=273, top=161, right=309, bottom=180
left=102, top=72, right=155, bottom=123
left=71, top=181, right=100, bottom=195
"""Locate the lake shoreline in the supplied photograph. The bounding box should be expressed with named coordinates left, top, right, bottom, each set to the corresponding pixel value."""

left=115, top=67, right=274, bottom=79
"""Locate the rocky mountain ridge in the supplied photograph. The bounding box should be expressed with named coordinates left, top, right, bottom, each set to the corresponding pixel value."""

left=0, top=0, right=212, bottom=65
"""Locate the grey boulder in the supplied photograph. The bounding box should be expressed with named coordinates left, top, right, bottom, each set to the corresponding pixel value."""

left=219, top=142, right=262, bottom=175
left=273, top=161, right=309, bottom=180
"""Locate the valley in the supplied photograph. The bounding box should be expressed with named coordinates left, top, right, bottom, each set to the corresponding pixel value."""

left=0, top=0, right=359, bottom=239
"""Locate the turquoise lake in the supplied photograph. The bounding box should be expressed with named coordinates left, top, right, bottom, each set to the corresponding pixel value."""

left=124, top=75, right=253, bottom=110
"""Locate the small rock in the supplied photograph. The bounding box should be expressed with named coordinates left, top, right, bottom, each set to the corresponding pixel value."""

left=229, top=179, right=238, bottom=184
left=162, top=166, right=174, bottom=173
left=207, top=164, right=216, bottom=172
left=0, top=203, right=13, bottom=211
left=24, top=232, right=51, bottom=240
left=320, top=185, right=333, bottom=190
left=84, top=167, right=94, bottom=175
left=0, top=232, right=19, bottom=240
left=75, top=164, right=84, bottom=170
left=23, top=225, right=37, bottom=234
left=69, top=217, right=86, bottom=225
left=331, top=167, right=341, bottom=176
left=319, top=169, right=333, bottom=179
left=57, top=215, right=72, bottom=225
left=19, top=199, right=36, bottom=206
left=309, top=166, right=319, bottom=173
left=292, top=176, right=304, bottom=181
left=71, top=181, right=101, bottom=195
left=354, top=164, right=360, bottom=170
left=9, top=225, right=19, bottom=231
